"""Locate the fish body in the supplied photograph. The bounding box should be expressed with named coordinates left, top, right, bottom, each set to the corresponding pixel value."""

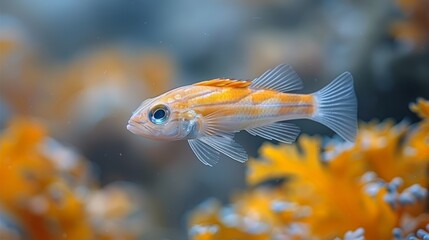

left=127, top=64, right=357, bottom=166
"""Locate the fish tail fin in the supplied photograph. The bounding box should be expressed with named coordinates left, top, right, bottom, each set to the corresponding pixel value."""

left=311, top=72, right=357, bottom=142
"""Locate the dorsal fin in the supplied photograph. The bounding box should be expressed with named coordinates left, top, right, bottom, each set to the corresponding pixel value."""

left=250, top=64, right=303, bottom=92
left=193, top=78, right=251, bottom=88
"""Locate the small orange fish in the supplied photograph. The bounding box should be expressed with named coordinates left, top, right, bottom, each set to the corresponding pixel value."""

left=127, top=64, right=357, bottom=166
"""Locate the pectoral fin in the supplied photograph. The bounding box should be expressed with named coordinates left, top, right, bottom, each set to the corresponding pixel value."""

left=188, top=139, right=220, bottom=166
left=201, top=109, right=238, bottom=136
left=188, top=134, right=248, bottom=166
left=246, top=122, right=300, bottom=143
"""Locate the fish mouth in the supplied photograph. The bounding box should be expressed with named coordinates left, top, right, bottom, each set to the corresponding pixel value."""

left=126, top=122, right=136, bottom=132
left=127, top=121, right=144, bottom=135
left=127, top=120, right=157, bottom=137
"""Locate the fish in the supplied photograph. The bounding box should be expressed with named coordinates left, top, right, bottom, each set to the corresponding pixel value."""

left=127, top=64, right=357, bottom=166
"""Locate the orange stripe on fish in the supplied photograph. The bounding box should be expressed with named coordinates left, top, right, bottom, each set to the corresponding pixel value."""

left=187, top=87, right=252, bottom=107
left=193, top=78, right=251, bottom=88
left=127, top=64, right=357, bottom=166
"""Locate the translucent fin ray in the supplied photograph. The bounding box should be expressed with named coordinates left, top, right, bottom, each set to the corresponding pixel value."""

left=250, top=64, right=303, bottom=92
left=202, top=110, right=239, bottom=136
left=246, top=122, right=300, bottom=143
left=199, top=135, right=248, bottom=163
left=311, top=72, right=357, bottom=142
left=188, top=139, right=220, bottom=166
left=188, top=134, right=248, bottom=165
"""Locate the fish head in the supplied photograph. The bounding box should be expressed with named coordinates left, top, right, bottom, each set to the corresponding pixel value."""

left=127, top=89, right=197, bottom=141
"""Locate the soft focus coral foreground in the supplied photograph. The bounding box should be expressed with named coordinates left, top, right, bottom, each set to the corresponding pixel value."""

left=0, top=119, right=150, bottom=240
left=0, top=119, right=92, bottom=239
left=188, top=98, right=429, bottom=240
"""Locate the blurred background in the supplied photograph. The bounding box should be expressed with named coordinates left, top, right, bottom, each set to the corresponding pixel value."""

left=0, top=0, right=428, bottom=239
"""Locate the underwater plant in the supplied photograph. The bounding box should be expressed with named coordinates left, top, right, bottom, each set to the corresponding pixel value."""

left=188, top=98, right=429, bottom=240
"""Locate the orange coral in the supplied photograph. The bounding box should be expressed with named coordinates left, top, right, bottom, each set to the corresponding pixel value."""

left=0, top=119, right=92, bottom=240
left=410, top=97, right=429, bottom=120
left=248, top=136, right=397, bottom=239
left=0, top=119, right=152, bottom=240
left=189, top=190, right=306, bottom=240
left=188, top=98, right=429, bottom=240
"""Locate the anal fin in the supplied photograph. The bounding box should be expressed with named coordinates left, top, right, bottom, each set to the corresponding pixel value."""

left=246, top=122, right=300, bottom=143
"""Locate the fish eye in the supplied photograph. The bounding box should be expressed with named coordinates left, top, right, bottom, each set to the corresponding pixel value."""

left=149, top=104, right=170, bottom=124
